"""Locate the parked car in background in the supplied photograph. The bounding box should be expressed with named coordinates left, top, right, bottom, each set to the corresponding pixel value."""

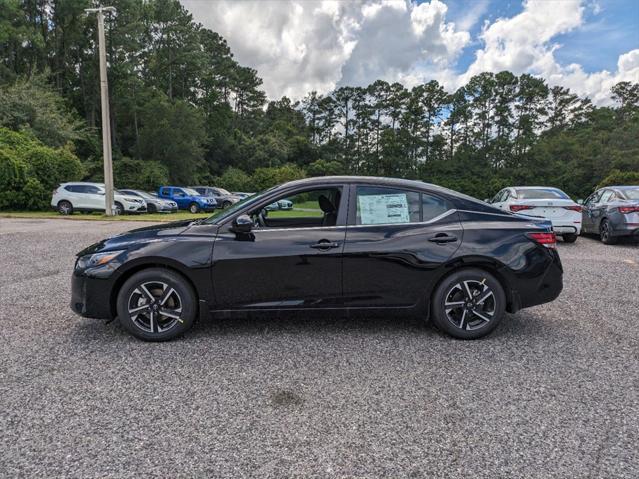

left=488, top=186, right=582, bottom=243
left=157, top=186, right=217, bottom=213
left=119, top=189, right=178, bottom=213
left=70, top=176, right=563, bottom=342
left=233, top=192, right=255, bottom=199
left=190, top=186, right=241, bottom=208
left=52, top=182, right=147, bottom=215
left=581, top=186, right=639, bottom=244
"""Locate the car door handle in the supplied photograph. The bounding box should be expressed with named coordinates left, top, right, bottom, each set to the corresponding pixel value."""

left=428, top=233, right=458, bottom=244
left=310, top=240, right=340, bottom=250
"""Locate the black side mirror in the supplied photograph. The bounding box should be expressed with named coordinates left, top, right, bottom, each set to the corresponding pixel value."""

left=232, top=214, right=253, bottom=234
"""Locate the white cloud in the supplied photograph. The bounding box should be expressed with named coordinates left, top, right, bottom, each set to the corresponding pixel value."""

left=181, top=0, right=639, bottom=104
left=181, top=0, right=469, bottom=99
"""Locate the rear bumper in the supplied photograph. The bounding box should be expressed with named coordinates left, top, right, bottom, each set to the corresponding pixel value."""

left=516, top=249, right=563, bottom=310
left=71, top=270, right=114, bottom=319
left=611, top=223, right=639, bottom=238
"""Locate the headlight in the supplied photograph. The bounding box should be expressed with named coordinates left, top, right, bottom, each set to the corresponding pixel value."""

left=76, top=250, right=125, bottom=269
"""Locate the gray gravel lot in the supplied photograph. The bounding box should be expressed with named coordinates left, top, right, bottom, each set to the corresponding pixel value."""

left=1, top=218, right=638, bottom=478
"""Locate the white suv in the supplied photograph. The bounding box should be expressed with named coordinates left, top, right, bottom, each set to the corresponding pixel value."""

left=51, top=182, right=147, bottom=215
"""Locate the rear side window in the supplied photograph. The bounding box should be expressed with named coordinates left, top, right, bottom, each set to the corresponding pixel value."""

left=599, top=190, right=613, bottom=203
left=356, top=186, right=420, bottom=225
left=422, top=193, right=450, bottom=221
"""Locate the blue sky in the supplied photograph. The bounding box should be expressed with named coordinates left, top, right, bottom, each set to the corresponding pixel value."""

left=445, top=0, right=639, bottom=73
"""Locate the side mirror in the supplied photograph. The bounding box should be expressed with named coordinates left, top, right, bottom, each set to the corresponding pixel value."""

left=232, top=214, right=253, bottom=234
left=483, top=198, right=490, bottom=203
left=577, top=199, right=584, bottom=205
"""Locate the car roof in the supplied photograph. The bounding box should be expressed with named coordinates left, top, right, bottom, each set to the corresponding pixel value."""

left=511, top=186, right=563, bottom=190
left=608, top=185, right=639, bottom=189
left=62, top=181, right=103, bottom=186
left=283, top=175, right=433, bottom=189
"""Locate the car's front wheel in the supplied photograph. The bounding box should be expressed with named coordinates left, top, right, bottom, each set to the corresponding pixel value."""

left=222, top=201, right=232, bottom=208
left=431, top=268, right=505, bottom=339
left=114, top=202, right=124, bottom=215
left=116, top=268, right=197, bottom=341
left=147, top=203, right=157, bottom=213
left=58, top=200, right=73, bottom=215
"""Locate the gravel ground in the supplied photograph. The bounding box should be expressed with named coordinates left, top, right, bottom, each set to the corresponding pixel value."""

left=1, top=218, right=638, bottom=478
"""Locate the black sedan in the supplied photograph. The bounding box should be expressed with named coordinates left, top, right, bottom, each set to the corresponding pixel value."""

left=581, top=185, right=639, bottom=244
left=71, top=176, right=563, bottom=341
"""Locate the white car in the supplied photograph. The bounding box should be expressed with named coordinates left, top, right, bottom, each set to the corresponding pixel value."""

left=488, top=186, right=582, bottom=243
left=51, top=182, right=147, bottom=215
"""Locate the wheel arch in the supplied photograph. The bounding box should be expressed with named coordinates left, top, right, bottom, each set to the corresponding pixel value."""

left=109, top=260, right=201, bottom=319
left=427, top=259, right=518, bottom=318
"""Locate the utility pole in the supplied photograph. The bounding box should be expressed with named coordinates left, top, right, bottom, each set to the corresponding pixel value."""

left=86, top=6, right=116, bottom=215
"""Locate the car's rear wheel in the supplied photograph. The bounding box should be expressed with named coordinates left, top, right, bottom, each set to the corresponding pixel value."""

left=431, top=269, right=505, bottom=339
left=57, top=200, right=73, bottom=215
left=189, top=202, right=199, bottom=214
left=562, top=233, right=578, bottom=243
left=600, top=219, right=618, bottom=245
left=116, top=268, right=197, bottom=341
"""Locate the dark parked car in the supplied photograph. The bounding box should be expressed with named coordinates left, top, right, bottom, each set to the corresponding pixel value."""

left=190, top=186, right=241, bottom=208
left=581, top=186, right=639, bottom=244
left=157, top=186, right=217, bottom=213
left=71, top=176, right=563, bottom=341
left=119, top=189, right=178, bottom=213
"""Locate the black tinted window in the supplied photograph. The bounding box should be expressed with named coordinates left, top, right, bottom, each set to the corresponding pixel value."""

left=516, top=188, right=569, bottom=200
left=422, top=193, right=450, bottom=221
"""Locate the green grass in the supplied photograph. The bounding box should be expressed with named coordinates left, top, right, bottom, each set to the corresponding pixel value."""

left=0, top=210, right=209, bottom=222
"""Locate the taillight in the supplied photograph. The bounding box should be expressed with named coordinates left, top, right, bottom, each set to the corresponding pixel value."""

left=618, top=206, right=639, bottom=214
left=510, top=205, right=534, bottom=212
left=527, top=232, right=557, bottom=249
left=563, top=205, right=582, bottom=212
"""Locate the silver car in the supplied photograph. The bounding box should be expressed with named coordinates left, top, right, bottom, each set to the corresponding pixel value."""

left=119, top=189, right=178, bottom=213
left=190, top=186, right=241, bottom=208
left=581, top=186, right=639, bottom=244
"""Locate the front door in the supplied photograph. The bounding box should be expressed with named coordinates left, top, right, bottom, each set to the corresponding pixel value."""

left=342, top=185, right=463, bottom=308
left=211, top=185, right=348, bottom=310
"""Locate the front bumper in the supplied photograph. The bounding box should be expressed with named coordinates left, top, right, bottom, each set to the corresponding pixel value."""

left=71, top=270, right=115, bottom=319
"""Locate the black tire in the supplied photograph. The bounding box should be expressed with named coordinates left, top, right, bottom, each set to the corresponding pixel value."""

left=116, top=268, right=197, bottom=341
left=431, top=268, right=506, bottom=340
left=600, top=219, right=618, bottom=245
left=562, top=233, right=578, bottom=243
left=189, top=202, right=199, bottom=214
left=114, top=202, right=124, bottom=215
left=222, top=201, right=232, bottom=209
left=57, top=200, right=73, bottom=215
left=147, top=203, right=157, bottom=213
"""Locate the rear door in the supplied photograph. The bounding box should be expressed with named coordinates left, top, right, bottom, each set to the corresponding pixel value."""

left=342, top=185, right=462, bottom=308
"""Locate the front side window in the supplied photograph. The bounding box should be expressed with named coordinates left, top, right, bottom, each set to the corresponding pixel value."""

left=356, top=186, right=420, bottom=225
left=255, top=187, right=343, bottom=228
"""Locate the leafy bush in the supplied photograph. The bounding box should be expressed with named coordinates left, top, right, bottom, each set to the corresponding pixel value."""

left=0, top=127, right=84, bottom=210
left=217, top=167, right=252, bottom=192
left=597, top=169, right=639, bottom=188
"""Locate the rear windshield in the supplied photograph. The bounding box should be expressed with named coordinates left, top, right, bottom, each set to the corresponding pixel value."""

left=620, top=188, right=639, bottom=200
left=515, top=188, right=569, bottom=200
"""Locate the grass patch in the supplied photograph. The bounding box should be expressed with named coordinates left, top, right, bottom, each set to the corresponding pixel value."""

left=0, top=210, right=209, bottom=222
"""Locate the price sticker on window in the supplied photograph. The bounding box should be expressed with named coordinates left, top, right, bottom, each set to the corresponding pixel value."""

left=358, top=193, right=410, bottom=225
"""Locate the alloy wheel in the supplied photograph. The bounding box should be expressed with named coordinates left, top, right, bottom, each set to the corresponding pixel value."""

left=127, top=281, right=183, bottom=334
left=601, top=221, right=609, bottom=242
left=444, top=279, right=496, bottom=331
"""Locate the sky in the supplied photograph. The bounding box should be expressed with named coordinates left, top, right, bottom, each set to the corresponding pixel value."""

left=181, top=0, right=639, bottom=105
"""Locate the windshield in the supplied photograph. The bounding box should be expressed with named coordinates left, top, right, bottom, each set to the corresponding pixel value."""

left=620, top=188, right=639, bottom=200
left=182, top=188, right=200, bottom=196
left=516, top=188, right=569, bottom=200
left=203, top=186, right=276, bottom=225
left=216, top=188, right=231, bottom=195
left=134, top=191, right=155, bottom=199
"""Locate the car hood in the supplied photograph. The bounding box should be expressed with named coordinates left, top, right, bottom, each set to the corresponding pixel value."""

left=77, top=220, right=195, bottom=256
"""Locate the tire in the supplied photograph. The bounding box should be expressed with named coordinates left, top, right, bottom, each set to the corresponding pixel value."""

left=430, top=268, right=506, bottom=340
left=57, top=200, right=73, bottom=215
left=147, top=203, right=157, bottom=213
left=600, top=219, right=618, bottom=245
left=562, top=233, right=578, bottom=243
left=114, top=202, right=124, bottom=215
left=189, top=202, right=199, bottom=214
left=222, top=201, right=232, bottom=209
left=116, top=268, right=197, bottom=341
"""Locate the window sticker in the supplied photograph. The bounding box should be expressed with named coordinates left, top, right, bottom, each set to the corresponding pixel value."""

left=358, top=193, right=410, bottom=225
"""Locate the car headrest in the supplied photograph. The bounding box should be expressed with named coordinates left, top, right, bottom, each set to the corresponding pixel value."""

left=318, top=195, right=335, bottom=213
